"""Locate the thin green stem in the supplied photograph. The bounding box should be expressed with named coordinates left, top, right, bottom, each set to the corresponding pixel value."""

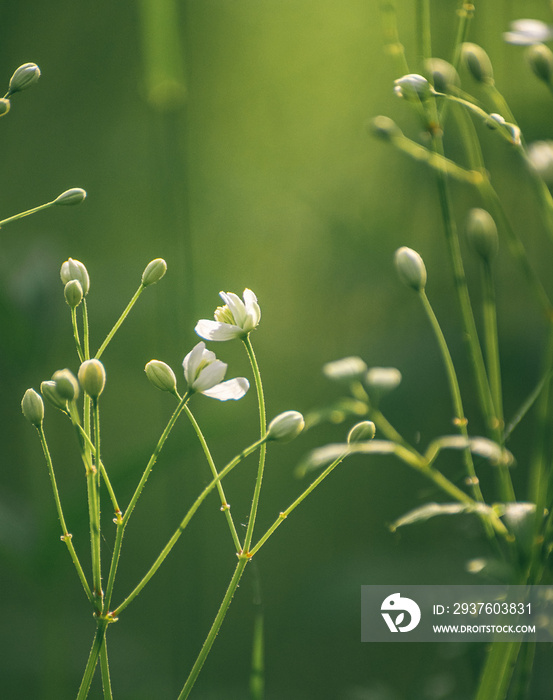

left=477, top=180, right=553, bottom=316
left=416, top=0, right=432, bottom=66
left=449, top=1, right=474, bottom=72
left=103, top=391, right=192, bottom=612
left=82, top=299, right=90, bottom=361
left=113, top=438, right=264, bottom=616
left=87, top=458, right=102, bottom=609
left=183, top=403, right=242, bottom=552
left=481, top=261, right=503, bottom=428
left=177, top=556, right=250, bottom=700
left=429, top=123, right=500, bottom=442
left=0, top=200, right=55, bottom=228
left=419, top=290, right=493, bottom=503
left=99, top=633, right=113, bottom=700
left=242, top=335, right=267, bottom=554
left=76, top=619, right=109, bottom=700
left=95, top=284, right=145, bottom=359
left=378, top=0, right=410, bottom=76
left=93, top=399, right=101, bottom=488
left=474, top=640, right=521, bottom=700
left=37, top=426, right=93, bottom=604
left=251, top=453, right=348, bottom=556
left=71, top=306, right=85, bottom=362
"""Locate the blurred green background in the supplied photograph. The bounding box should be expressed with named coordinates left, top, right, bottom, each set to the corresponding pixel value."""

left=2, top=1, right=553, bottom=698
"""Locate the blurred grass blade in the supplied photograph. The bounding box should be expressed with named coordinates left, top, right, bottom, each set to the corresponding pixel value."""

left=139, top=0, right=187, bottom=111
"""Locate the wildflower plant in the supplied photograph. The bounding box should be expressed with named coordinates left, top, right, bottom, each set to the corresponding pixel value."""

left=21, top=260, right=349, bottom=698
left=300, top=3, right=553, bottom=699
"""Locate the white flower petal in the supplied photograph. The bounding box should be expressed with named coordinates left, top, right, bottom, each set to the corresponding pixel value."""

left=195, top=319, right=243, bottom=341
left=202, top=377, right=250, bottom=401
left=193, top=360, right=227, bottom=392
left=220, top=291, right=247, bottom=327
left=243, top=288, right=261, bottom=330
left=183, top=342, right=207, bottom=384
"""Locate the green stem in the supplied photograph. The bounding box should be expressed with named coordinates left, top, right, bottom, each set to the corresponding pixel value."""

left=76, top=619, right=109, bottom=700
left=250, top=453, right=348, bottom=556
left=86, top=456, right=102, bottom=609
left=449, top=1, right=474, bottom=72
left=95, top=284, right=145, bottom=359
left=113, top=438, right=264, bottom=616
left=419, top=289, right=491, bottom=503
left=37, top=426, right=93, bottom=605
left=481, top=261, right=503, bottom=428
left=183, top=403, right=242, bottom=552
left=99, top=633, right=113, bottom=700
left=474, top=640, right=521, bottom=700
left=242, top=335, right=267, bottom=555
left=0, top=200, right=55, bottom=228
left=82, top=299, right=90, bottom=361
left=177, top=556, right=250, bottom=700
left=103, top=391, right=191, bottom=612
left=71, top=306, right=85, bottom=362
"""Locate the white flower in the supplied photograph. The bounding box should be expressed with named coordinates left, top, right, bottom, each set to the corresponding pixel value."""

left=195, top=289, right=261, bottom=341
left=182, top=342, right=249, bottom=400
left=504, top=19, right=553, bottom=46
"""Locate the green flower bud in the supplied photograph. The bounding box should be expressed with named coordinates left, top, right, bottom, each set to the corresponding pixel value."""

left=21, top=388, right=44, bottom=427
left=425, top=58, right=460, bottom=94
left=266, top=410, right=305, bottom=442
left=8, top=63, right=41, bottom=95
left=64, top=279, right=83, bottom=308
left=141, top=258, right=167, bottom=287
left=54, top=188, right=87, bottom=206
left=60, top=258, right=90, bottom=296
left=526, top=43, right=553, bottom=85
left=370, top=115, right=401, bottom=141
left=466, top=208, right=498, bottom=261
left=52, top=369, right=80, bottom=401
left=462, top=43, right=494, bottom=84
left=347, top=421, right=376, bottom=444
left=393, top=73, right=433, bottom=102
left=41, top=380, right=68, bottom=411
left=394, top=246, right=427, bottom=292
left=365, top=367, right=402, bottom=399
left=145, top=360, right=177, bottom=393
left=323, top=356, right=368, bottom=382
left=0, top=98, right=10, bottom=117
left=78, top=359, right=106, bottom=399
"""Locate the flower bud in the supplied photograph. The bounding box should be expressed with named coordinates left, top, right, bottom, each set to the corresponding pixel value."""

left=60, top=258, right=90, bottom=295
left=394, top=246, right=427, bottom=292
left=53, top=188, right=87, bottom=206
left=52, top=369, right=80, bottom=401
left=266, top=410, right=305, bottom=442
left=141, top=258, right=167, bottom=287
left=462, top=43, right=494, bottom=84
left=78, top=359, right=106, bottom=399
left=527, top=140, right=553, bottom=183
left=425, top=58, right=460, bottom=94
left=145, top=360, right=177, bottom=393
left=370, top=115, right=401, bottom=141
left=64, top=280, right=83, bottom=308
left=466, top=208, right=498, bottom=261
left=0, top=98, right=10, bottom=117
left=40, top=380, right=68, bottom=410
left=365, top=367, right=402, bottom=399
left=347, top=421, right=376, bottom=444
left=21, top=388, right=44, bottom=427
left=8, top=63, right=40, bottom=95
left=526, top=43, right=553, bottom=85
left=393, top=74, right=433, bottom=102
left=323, top=356, right=368, bottom=383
